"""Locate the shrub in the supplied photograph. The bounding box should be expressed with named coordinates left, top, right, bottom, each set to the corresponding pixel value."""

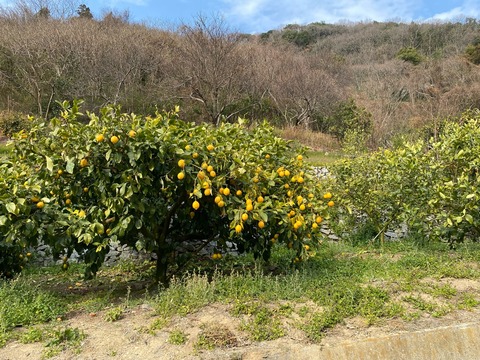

left=396, top=47, right=423, bottom=65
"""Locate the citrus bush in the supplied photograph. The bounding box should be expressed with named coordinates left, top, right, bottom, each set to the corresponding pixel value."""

left=331, top=141, right=428, bottom=243
left=424, top=110, right=480, bottom=245
left=5, top=101, right=332, bottom=284
left=331, top=109, right=480, bottom=246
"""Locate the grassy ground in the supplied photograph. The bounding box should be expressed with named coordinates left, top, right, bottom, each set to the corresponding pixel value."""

left=1, top=238, right=480, bottom=357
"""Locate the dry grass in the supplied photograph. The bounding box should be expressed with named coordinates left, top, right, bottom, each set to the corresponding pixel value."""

left=277, top=126, right=340, bottom=151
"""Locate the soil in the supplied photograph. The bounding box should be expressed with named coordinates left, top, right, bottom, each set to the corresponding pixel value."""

left=1, top=277, right=480, bottom=360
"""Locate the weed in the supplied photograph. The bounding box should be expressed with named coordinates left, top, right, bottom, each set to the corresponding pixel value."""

left=168, top=329, right=188, bottom=345
left=194, top=323, right=237, bottom=351
left=240, top=306, right=284, bottom=341
left=43, top=327, right=85, bottom=358
left=103, top=306, right=124, bottom=322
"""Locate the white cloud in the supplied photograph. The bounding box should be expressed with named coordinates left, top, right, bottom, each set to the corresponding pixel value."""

left=221, top=0, right=422, bottom=33
left=428, top=0, right=480, bottom=21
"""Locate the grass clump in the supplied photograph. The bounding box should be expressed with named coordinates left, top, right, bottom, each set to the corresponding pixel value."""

left=0, top=279, right=65, bottom=334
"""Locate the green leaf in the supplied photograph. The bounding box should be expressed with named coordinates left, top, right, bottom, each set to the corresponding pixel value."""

left=0, top=215, right=7, bottom=226
left=46, top=156, right=53, bottom=172
left=465, top=214, right=474, bottom=224
left=6, top=202, right=16, bottom=214
left=257, top=210, right=268, bottom=222
left=466, top=193, right=476, bottom=200
left=105, top=149, right=112, bottom=161
left=66, top=159, right=75, bottom=174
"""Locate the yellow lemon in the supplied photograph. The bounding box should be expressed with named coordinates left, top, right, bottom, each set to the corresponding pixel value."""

left=323, top=192, right=332, bottom=200
left=207, top=144, right=214, bottom=151
left=128, top=130, right=136, bottom=138
left=178, top=159, right=186, bottom=168
left=223, top=188, right=231, bottom=196
left=192, top=200, right=200, bottom=210
left=218, top=200, right=225, bottom=208
left=95, top=134, right=104, bottom=142
left=214, top=196, right=222, bottom=204
left=257, top=196, right=264, bottom=203
left=328, top=200, right=335, bottom=207
left=236, top=190, right=242, bottom=196
left=177, top=172, right=185, bottom=180
left=36, top=201, right=45, bottom=209
left=258, top=221, right=265, bottom=229
left=241, top=213, right=248, bottom=221
left=235, top=224, right=242, bottom=233
left=80, top=158, right=88, bottom=167
left=111, top=135, right=119, bottom=144
left=297, top=155, right=303, bottom=161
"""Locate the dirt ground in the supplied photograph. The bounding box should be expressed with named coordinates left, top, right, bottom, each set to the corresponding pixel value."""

left=2, top=293, right=480, bottom=360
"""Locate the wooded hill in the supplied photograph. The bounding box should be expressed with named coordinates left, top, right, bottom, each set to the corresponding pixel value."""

left=0, top=2, right=479, bottom=147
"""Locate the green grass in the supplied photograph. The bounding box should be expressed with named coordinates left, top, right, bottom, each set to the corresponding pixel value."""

left=305, top=150, right=344, bottom=166
left=1, top=239, right=480, bottom=351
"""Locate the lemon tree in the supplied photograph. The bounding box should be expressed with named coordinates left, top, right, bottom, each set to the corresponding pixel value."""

left=5, top=101, right=332, bottom=284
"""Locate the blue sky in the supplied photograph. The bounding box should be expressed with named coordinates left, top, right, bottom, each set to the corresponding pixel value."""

left=2, top=0, right=480, bottom=33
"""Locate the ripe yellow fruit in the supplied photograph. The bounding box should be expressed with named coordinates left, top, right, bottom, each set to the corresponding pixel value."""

left=284, top=170, right=291, bottom=177
left=293, top=221, right=302, bottom=230
left=315, top=216, right=323, bottom=224
left=212, top=253, right=222, bottom=260
left=177, top=172, right=185, bottom=180
left=65, top=199, right=72, bottom=206
left=257, top=196, right=264, bottom=203
left=185, top=144, right=191, bottom=151
left=207, top=165, right=214, bottom=172
left=246, top=198, right=253, bottom=205
left=202, top=181, right=210, bottom=189
left=246, top=204, right=254, bottom=212
left=80, top=158, right=88, bottom=167
left=128, top=130, right=136, bottom=138
left=79, top=210, right=86, bottom=218
left=207, top=144, right=214, bottom=151
left=265, top=154, right=270, bottom=159
left=111, top=135, right=119, bottom=144
left=297, top=176, right=304, bottom=183
left=288, top=210, right=295, bottom=217
left=235, top=224, right=242, bottom=233
left=204, top=188, right=212, bottom=196
left=218, top=200, right=225, bottom=208
left=299, top=204, right=306, bottom=211
left=192, top=200, right=200, bottom=210
left=323, top=192, right=332, bottom=200
left=57, top=169, right=63, bottom=175
left=287, top=190, right=293, bottom=197
left=178, top=159, right=186, bottom=168
left=36, top=201, right=45, bottom=209
left=192, top=152, right=199, bottom=159
left=241, top=213, right=248, bottom=221
left=304, top=245, right=310, bottom=251
left=201, top=162, right=208, bottom=169
left=96, top=134, right=105, bottom=142
left=209, top=170, right=216, bottom=178
left=284, top=184, right=290, bottom=189
left=214, top=195, right=222, bottom=204
left=31, top=196, right=40, bottom=203
left=258, top=221, right=265, bottom=229
left=328, top=200, right=335, bottom=207
left=253, top=177, right=259, bottom=183
left=223, top=188, right=231, bottom=196
left=236, top=190, right=242, bottom=196
left=198, top=171, right=206, bottom=180
left=279, top=171, right=285, bottom=177
left=308, top=193, right=314, bottom=199
left=297, top=196, right=304, bottom=204
left=297, top=155, right=303, bottom=161
left=219, top=187, right=224, bottom=194
left=312, top=223, right=318, bottom=229
left=83, top=187, right=89, bottom=193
